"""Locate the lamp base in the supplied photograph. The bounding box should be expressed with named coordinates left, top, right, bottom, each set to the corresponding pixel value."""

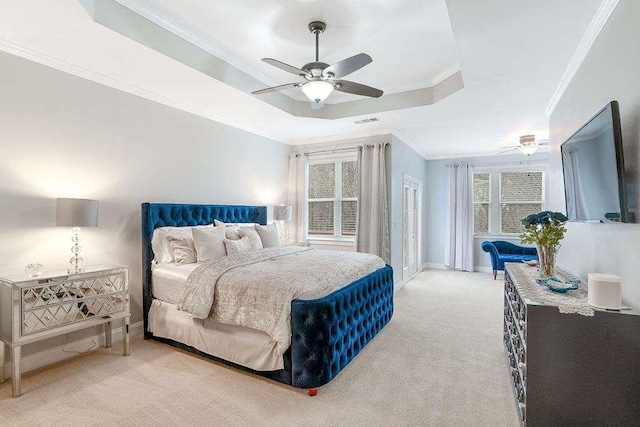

left=68, top=267, right=85, bottom=274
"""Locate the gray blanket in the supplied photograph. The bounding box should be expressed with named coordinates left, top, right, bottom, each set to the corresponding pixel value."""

left=178, top=247, right=385, bottom=356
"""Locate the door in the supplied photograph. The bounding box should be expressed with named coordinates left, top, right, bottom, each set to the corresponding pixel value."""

left=403, top=174, right=422, bottom=281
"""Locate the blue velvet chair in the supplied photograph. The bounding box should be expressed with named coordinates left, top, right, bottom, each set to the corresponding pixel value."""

left=481, top=241, right=538, bottom=280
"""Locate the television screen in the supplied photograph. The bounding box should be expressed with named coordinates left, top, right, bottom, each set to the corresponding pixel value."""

left=561, top=101, right=629, bottom=222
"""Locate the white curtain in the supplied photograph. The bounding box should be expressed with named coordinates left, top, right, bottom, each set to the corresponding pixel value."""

left=356, top=143, right=390, bottom=263
left=287, top=153, right=308, bottom=244
left=444, top=162, right=474, bottom=271
left=562, top=148, right=586, bottom=220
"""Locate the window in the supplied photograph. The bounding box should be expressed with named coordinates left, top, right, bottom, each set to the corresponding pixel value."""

left=473, top=173, right=490, bottom=233
left=308, top=160, right=358, bottom=237
left=473, top=168, right=545, bottom=235
left=500, top=172, right=543, bottom=233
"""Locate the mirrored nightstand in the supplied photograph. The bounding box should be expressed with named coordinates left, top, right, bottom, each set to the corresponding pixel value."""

left=0, top=264, right=130, bottom=397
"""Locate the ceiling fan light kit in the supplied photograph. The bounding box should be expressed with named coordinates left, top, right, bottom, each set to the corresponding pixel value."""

left=497, top=134, right=549, bottom=156
left=252, top=21, right=383, bottom=104
left=301, top=80, right=334, bottom=103
left=518, top=134, right=538, bottom=155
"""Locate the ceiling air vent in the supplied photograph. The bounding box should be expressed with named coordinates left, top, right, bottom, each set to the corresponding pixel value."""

left=354, top=117, right=380, bottom=125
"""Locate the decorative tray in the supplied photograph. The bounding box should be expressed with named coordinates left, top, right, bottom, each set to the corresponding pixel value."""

left=535, top=276, right=581, bottom=293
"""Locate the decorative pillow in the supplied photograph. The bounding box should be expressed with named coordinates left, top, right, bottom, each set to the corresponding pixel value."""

left=192, top=226, right=227, bottom=262
left=239, top=228, right=263, bottom=249
left=151, top=224, right=213, bottom=264
left=224, top=225, right=242, bottom=240
left=255, top=224, right=281, bottom=248
left=224, top=237, right=252, bottom=255
left=214, top=220, right=259, bottom=228
left=166, top=235, right=197, bottom=265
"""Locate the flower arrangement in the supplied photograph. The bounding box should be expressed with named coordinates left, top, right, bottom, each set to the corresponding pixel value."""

left=521, top=211, right=568, bottom=277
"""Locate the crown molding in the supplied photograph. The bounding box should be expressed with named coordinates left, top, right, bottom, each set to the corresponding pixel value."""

left=430, top=63, right=462, bottom=86
left=544, top=0, right=620, bottom=117
left=113, top=0, right=282, bottom=89
left=0, top=38, right=287, bottom=144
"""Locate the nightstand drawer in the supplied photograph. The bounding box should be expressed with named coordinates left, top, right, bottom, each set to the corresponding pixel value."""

left=21, top=293, right=126, bottom=336
left=19, top=269, right=127, bottom=336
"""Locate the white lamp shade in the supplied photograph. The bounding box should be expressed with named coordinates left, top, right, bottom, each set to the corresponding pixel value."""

left=301, top=81, right=334, bottom=103
left=56, top=198, right=99, bottom=227
left=274, top=205, right=293, bottom=221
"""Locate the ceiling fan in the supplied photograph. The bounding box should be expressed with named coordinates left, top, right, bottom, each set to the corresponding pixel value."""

left=252, top=21, right=384, bottom=105
left=498, top=135, right=549, bottom=156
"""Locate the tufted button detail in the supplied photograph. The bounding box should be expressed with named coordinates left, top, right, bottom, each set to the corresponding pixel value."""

left=290, top=265, right=394, bottom=389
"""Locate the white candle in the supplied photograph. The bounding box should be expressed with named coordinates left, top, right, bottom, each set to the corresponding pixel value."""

left=588, top=273, right=622, bottom=310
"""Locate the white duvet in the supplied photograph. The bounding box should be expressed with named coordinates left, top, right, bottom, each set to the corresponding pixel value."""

left=178, top=246, right=385, bottom=356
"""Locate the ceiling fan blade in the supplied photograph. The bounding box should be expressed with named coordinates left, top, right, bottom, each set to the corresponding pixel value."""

left=334, top=80, right=383, bottom=98
left=262, top=58, right=308, bottom=76
left=497, top=147, right=520, bottom=155
left=252, top=82, right=300, bottom=95
left=323, top=53, right=372, bottom=79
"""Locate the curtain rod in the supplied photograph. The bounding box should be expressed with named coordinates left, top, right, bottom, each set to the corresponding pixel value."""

left=445, top=159, right=549, bottom=168
left=298, top=142, right=390, bottom=157
left=302, top=146, right=358, bottom=156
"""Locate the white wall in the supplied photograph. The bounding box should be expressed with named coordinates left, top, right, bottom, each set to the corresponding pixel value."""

left=0, top=52, right=290, bottom=356
left=390, top=135, right=429, bottom=288
left=425, top=153, right=549, bottom=271
left=548, top=0, right=640, bottom=309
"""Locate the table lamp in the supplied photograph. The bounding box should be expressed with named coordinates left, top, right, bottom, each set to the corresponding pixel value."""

left=273, top=205, right=292, bottom=245
left=56, top=198, right=99, bottom=273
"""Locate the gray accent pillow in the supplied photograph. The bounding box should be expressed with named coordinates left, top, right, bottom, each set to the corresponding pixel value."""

left=239, top=228, right=263, bottom=249
left=166, top=235, right=197, bottom=265
left=224, top=237, right=252, bottom=255
left=192, top=226, right=227, bottom=262
left=255, top=224, right=281, bottom=248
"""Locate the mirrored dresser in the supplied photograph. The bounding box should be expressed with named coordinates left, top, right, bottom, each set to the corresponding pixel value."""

left=504, top=263, right=640, bottom=426
left=0, top=264, right=130, bottom=397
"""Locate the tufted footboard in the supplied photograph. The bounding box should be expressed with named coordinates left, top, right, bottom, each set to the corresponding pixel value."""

left=290, top=265, right=394, bottom=389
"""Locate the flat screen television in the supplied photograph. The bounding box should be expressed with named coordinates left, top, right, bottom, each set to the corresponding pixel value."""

left=560, top=101, right=629, bottom=222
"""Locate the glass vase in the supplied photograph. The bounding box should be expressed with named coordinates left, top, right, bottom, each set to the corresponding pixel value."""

left=537, top=244, right=557, bottom=278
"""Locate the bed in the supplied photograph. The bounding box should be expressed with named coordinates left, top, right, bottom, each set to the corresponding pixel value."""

left=141, top=202, right=394, bottom=394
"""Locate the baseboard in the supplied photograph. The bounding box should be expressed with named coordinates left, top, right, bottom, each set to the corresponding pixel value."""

left=475, top=266, right=495, bottom=274
left=3, top=321, right=143, bottom=379
left=424, top=263, right=447, bottom=270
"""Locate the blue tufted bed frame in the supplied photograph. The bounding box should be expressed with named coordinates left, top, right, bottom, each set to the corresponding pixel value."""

left=141, top=203, right=394, bottom=393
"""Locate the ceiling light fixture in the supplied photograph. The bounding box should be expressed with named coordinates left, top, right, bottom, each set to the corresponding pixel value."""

left=252, top=21, right=383, bottom=103
left=301, top=80, right=334, bottom=104
left=518, top=135, right=537, bottom=156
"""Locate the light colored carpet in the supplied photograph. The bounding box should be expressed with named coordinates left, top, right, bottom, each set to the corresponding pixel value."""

left=0, top=269, right=518, bottom=426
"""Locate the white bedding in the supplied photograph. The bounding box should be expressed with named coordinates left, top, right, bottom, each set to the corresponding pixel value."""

left=151, top=263, right=198, bottom=304
left=148, top=300, right=282, bottom=371
left=179, top=246, right=386, bottom=356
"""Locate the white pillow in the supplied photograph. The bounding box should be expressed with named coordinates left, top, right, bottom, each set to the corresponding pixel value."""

left=214, top=219, right=259, bottom=228
left=239, top=228, right=263, bottom=249
left=151, top=224, right=212, bottom=264
left=224, top=237, right=252, bottom=255
left=255, top=224, right=281, bottom=248
left=192, top=227, right=227, bottom=262
left=166, top=235, right=197, bottom=265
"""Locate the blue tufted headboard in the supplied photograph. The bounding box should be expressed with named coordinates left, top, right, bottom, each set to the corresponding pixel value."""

left=141, top=203, right=267, bottom=337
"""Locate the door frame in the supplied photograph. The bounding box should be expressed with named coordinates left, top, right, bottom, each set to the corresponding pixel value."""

left=402, top=173, right=423, bottom=281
